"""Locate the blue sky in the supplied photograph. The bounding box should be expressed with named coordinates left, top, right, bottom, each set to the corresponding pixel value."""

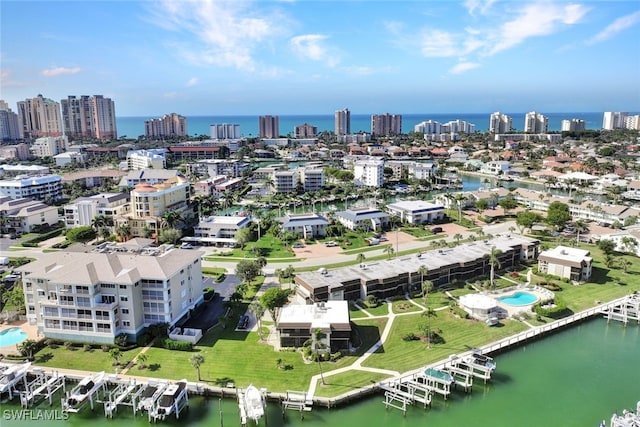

left=1, top=0, right=639, bottom=116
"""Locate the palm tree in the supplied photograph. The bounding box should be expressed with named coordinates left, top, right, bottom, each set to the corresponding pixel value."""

left=115, top=224, right=131, bottom=242
left=453, top=233, right=463, bottom=245
left=417, top=265, right=429, bottom=299
left=356, top=253, right=366, bottom=266
left=190, top=354, right=205, bottom=381
left=486, top=246, right=502, bottom=289
left=383, top=245, right=395, bottom=259
left=249, top=300, right=266, bottom=340
left=161, top=210, right=183, bottom=229
left=312, top=328, right=328, bottom=385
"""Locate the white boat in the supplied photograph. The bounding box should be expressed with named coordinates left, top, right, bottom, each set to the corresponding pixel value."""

left=154, top=381, right=186, bottom=416
left=244, top=384, right=265, bottom=423
left=0, top=361, right=31, bottom=393
left=64, top=371, right=105, bottom=410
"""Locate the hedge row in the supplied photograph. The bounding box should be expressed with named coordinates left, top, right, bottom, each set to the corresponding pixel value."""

left=156, top=338, right=192, bottom=351
left=21, top=228, right=65, bottom=247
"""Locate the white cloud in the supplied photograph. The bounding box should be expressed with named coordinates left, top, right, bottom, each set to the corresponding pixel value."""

left=464, top=0, right=497, bottom=16
left=41, top=67, right=81, bottom=77
left=419, top=30, right=459, bottom=57
left=186, top=77, right=199, bottom=87
left=489, top=2, right=589, bottom=55
left=147, top=0, right=288, bottom=72
left=290, top=34, right=339, bottom=66
left=587, top=10, right=640, bottom=45
left=449, top=62, right=480, bottom=74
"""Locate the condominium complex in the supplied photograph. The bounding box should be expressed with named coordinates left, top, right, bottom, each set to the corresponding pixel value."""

left=602, top=112, right=627, bottom=130
left=29, top=136, right=69, bottom=158
left=210, top=124, right=241, bottom=139
left=561, top=119, right=586, bottom=132
left=144, top=113, right=188, bottom=139
left=489, top=112, right=513, bottom=134
left=335, top=108, right=351, bottom=136
left=61, top=95, right=118, bottom=140
left=299, top=166, right=325, bottom=192
left=371, top=113, right=402, bottom=136
left=126, top=149, right=167, bottom=170
left=258, top=115, right=279, bottom=138
left=64, top=193, right=130, bottom=228
left=0, top=174, right=63, bottom=202
left=414, top=119, right=475, bottom=141
left=0, top=196, right=59, bottom=234
left=189, top=215, right=251, bottom=247
left=524, top=111, right=549, bottom=133
left=353, top=158, right=384, bottom=187
left=294, top=123, right=318, bottom=138
left=18, top=242, right=204, bottom=344
left=0, top=101, right=21, bottom=141
left=17, top=94, right=63, bottom=139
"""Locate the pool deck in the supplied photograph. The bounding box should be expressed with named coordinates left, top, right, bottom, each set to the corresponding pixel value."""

left=0, top=320, right=39, bottom=355
left=485, top=285, right=553, bottom=318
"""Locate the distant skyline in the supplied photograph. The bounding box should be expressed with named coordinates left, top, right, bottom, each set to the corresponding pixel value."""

left=1, top=1, right=639, bottom=116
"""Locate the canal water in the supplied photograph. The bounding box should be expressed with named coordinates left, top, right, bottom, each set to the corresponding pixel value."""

left=4, top=319, right=638, bottom=426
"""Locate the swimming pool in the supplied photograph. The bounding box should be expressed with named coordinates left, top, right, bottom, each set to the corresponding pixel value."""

left=0, top=327, right=28, bottom=347
left=497, top=291, right=538, bottom=307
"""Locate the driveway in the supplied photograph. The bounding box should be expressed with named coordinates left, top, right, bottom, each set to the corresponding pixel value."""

left=182, top=274, right=241, bottom=330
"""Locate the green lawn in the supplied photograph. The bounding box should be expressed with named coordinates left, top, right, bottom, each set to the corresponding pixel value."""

left=361, top=310, right=528, bottom=373
left=357, top=302, right=390, bottom=317
left=314, top=370, right=392, bottom=398
left=349, top=304, right=369, bottom=319
left=391, top=300, right=423, bottom=314
left=34, top=346, right=140, bottom=373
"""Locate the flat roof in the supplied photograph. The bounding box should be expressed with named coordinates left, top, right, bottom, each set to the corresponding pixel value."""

left=387, top=200, right=444, bottom=212
left=539, top=245, right=592, bottom=267
left=278, top=301, right=350, bottom=331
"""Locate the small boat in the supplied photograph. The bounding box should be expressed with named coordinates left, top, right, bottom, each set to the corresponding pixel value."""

left=470, top=351, right=496, bottom=371
left=0, top=362, right=31, bottom=393
left=244, top=384, right=265, bottom=423
left=64, top=371, right=105, bottom=410
left=137, top=380, right=167, bottom=412
left=155, top=381, right=186, bottom=416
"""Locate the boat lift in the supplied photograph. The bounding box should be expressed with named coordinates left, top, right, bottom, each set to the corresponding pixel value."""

left=102, top=378, right=142, bottom=418
left=443, top=365, right=474, bottom=393
left=604, top=294, right=640, bottom=325
left=380, top=378, right=432, bottom=414
left=415, top=368, right=454, bottom=400
left=281, top=390, right=312, bottom=420
left=449, top=353, right=495, bottom=384
left=0, top=362, right=31, bottom=400
left=19, top=369, right=66, bottom=408
left=148, top=381, right=188, bottom=422
left=135, top=379, right=169, bottom=413
left=61, top=372, right=108, bottom=414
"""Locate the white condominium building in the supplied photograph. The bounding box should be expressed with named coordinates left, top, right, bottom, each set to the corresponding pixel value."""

left=353, top=158, right=384, bottom=187
left=489, top=112, right=513, bottom=134
left=524, top=111, right=549, bottom=133
left=0, top=174, right=63, bottom=202
left=602, top=112, right=628, bottom=130
left=561, top=119, right=586, bottom=132
left=0, top=196, right=59, bottom=234
left=0, top=102, right=21, bottom=142
left=18, top=243, right=204, bottom=344
left=126, top=149, right=167, bottom=170
left=30, top=136, right=69, bottom=158
left=299, top=167, right=325, bottom=192
left=64, top=193, right=130, bottom=228
left=210, top=124, right=241, bottom=139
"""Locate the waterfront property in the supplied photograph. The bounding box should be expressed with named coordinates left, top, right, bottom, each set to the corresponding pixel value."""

left=386, top=200, right=445, bottom=225
left=280, top=212, right=329, bottom=239
left=186, top=215, right=251, bottom=247
left=334, top=207, right=390, bottom=232
left=276, top=301, right=351, bottom=352
left=16, top=241, right=204, bottom=344
left=538, top=245, right=593, bottom=281
left=294, top=235, right=539, bottom=302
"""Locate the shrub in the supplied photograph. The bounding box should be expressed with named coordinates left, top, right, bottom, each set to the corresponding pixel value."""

left=364, top=295, right=379, bottom=308
left=157, top=338, right=192, bottom=351
left=402, top=332, right=419, bottom=341
left=114, top=333, right=129, bottom=347
left=83, top=344, right=92, bottom=352
left=46, top=339, right=59, bottom=349
left=101, top=345, right=111, bottom=352
left=450, top=305, right=469, bottom=319
left=533, top=298, right=570, bottom=319
left=136, top=333, right=152, bottom=347
left=64, top=341, right=74, bottom=350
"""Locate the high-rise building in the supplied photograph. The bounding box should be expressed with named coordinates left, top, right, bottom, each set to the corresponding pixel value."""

left=259, top=115, right=279, bottom=138
left=17, top=94, right=63, bottom=139
left=602, top=112, right=628, bottom=130
left=353, top=158, right=384, bottom=187
left=60, top=95, right=117, bottom=140
left=210, top=124, right=241, bottom=139
left=489, top=112, right=512, bottom=134
left=30, top=136, right=69, bottom=158
left=0, top=101, right=21, bottom=142
left=524, top=111, right=548, bottom=133
left=335, top=108, right=351, bottom=136
left=144, top=113, right=188, bottom=139
left=371, top=113, right=402, bottom=136
left=624, top=115, right=640, bottom=130
left=294, top=123, right=318, bottom=138
left=561, top=119, right=586, bottom=132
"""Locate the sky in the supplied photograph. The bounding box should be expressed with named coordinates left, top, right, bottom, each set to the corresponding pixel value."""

left=1, top=0, right=639, bottom=116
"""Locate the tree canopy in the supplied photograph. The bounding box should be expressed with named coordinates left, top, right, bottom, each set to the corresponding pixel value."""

left=259, top=287, right=291, bottom=321
left=516, top=211, right=543, bottom=233
left=235, top=259, right=263, bottom=283
left=546, top=201, right=572, bottom=230
left=66, top=226, right=96, bottom=243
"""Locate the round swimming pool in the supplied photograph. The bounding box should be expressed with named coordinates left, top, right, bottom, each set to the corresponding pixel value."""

left=0, top=327, right=28, bottom=347
left=497, top=291, right=538, bottom=307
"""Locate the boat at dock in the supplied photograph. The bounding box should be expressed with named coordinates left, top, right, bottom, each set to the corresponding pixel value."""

left=243, top=384, right=266, bottom=423
left=136, top=379, right=168, bottom=412
left=0, top=362, right=31, bottom=397
left=149, top=380, right=188, bottom=421
left=63, top=371, right=105, bottom=412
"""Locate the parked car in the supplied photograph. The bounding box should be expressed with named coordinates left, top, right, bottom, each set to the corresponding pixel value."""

left=325, top=241, right=338, bottom=247
left=237, top=315, right=249, bottom=329
left=180, top=242, right=194, bottom=249
left=292, top=243, right=305, bottom=248
left=431, top=226, right=443, bottom=234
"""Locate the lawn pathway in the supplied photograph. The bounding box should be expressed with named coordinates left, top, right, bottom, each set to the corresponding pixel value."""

left=119, top=340, right=155, bottom=375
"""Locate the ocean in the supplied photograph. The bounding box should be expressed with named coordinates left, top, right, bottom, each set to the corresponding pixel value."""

left=116, top=112, right=606, bottom=139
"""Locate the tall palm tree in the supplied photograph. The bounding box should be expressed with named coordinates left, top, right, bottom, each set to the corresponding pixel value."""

left=313, top=328, right=328, bottom=385
left=417, top=265, right=428, bottom=299
left=249, top=300, right=266, bottom=340
left=161, top=210, right=183, bottom=229
left=453, top=233, right=463, bottom=245
left=356, top=252, right=366, bottom=266
left=115, top=224, right=131, bottom=242
left=486, top=246, right=502, bottom=289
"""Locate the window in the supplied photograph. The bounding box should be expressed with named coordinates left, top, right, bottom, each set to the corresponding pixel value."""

left=120, top=296, right=128, bottom=302
left=123, top=321, right=131, bottom=327
left=122, top=308, right=129, bottom=314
